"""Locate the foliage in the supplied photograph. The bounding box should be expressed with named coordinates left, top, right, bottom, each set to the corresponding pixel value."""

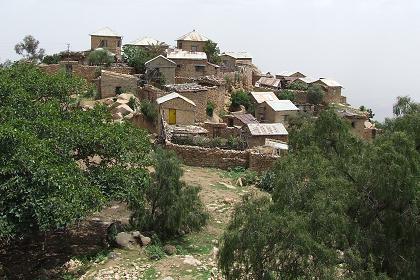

left=146, top=244, right=166, bottom=260
left=307, top=84, right=324, bottom=105
left=42, top=53, right=61, bottom=64
left=287, top=81, right=308, bottom=91
left=14, top=35, right=45, bottom=62
left=0, top=63, right=151, bottom=241
left=129, top=149, right=209, bottom=239
left=359, top=105, right=375, bottom=120
left=223, top=166, right=259, bottom=186
left=392, top=95, right=419, bottom=116
left=87, top=49, right=114, bottom=66
left=128, top=97, right=139, bottom=111
left=203, top=40, right=221, bottom=65
left=277, top=89, right=295, bottom=101
left=219, top=109, right=420, bottom=279
left=257, top=170, right=276, bottom=193
left=140, top=99, right=158, bottom=122
left=123, top=45, right=161, bottom=73
left=0, top=59, right=12, bottom=69
left=230, top=90, right=252, bottom=111
left=206, top=101, right=215, bottom=117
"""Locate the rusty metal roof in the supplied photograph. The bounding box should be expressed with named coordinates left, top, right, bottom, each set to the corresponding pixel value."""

left=256, top=77, right=281, bottom=88
left=246, top=123, right=288, bottom=136
left=231, top=112, right=259, bottom=124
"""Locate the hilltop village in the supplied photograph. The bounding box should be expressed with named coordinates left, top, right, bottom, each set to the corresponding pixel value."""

left=40, top=27, right=379, bottom=171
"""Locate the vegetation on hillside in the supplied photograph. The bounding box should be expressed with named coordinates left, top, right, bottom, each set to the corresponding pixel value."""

left=203, top=40, right=221, bottom=65
left=123, top=45, right=164, bottom=73
left=230, top=90, right=252, bottom=112
left=219, top=106, right=420, bottom=279
left=88, top=49, right=114, bottom=66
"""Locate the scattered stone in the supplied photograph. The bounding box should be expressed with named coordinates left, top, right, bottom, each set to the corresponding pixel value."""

left=108, top=252, right=118, bottom=260
left=140, top=234, right=151, bottom=246
left=223, top=197, right=236, bottom=204
left=115, top=232, right=136, bottom=249
left=183, top=255, right=202, bottom=266
left=212, top=247, right=219, bottom=259
left=63, top=259, right=82, bottom=273
left=162, top=277, right=174, bottom=280
left=163, top=244, right=177, bottom=255
left=113, top=104, right=134, bottom=116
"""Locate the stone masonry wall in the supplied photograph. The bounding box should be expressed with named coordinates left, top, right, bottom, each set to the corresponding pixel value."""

left=248, top=152, right=279, bottom=172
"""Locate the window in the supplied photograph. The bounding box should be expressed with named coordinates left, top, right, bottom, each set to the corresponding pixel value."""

left=195, top=65, right=205, bottom=72
left=178, top=42, right=182, bottom=49
left=115, top=86, right=122, bottom=95
left=117, top=40, right=121, bottom=47
left=99, top=40, right=108, bottom=47
left=191, top=45, right=198, bottom=52
left=351, top=121, right=356, bottom=128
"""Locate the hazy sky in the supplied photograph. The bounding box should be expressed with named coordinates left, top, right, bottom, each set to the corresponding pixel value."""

left=1, top=0, right=419, bottom=120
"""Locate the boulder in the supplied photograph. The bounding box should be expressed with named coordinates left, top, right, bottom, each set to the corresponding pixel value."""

left=140, top=234, right=151, bottom=246
left=183, top=255, right=202, bottom=266
left=118, top=93, right=135, bottom=100
left=106, top=221, right=127, bottom=246
left=113, top=104, right=134, bottom=116
left=112, top=112, right=124, bottom=120
left=115, top=232, right=136, bottom=249
left=163, top=245, right=177, bottom=256
left=103, top=98, right=114, bottom=106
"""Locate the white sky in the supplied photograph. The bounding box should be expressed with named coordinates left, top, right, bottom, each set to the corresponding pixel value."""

left=1, top=0, right=419, bottom=120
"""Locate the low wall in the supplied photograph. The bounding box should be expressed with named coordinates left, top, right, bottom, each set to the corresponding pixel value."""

left=165, top=141, right=279, bottom=171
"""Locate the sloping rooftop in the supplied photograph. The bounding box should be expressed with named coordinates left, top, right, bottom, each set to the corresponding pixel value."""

left=265, top=100, right=299, bottom=112
left=177, top=30, right=209, bottom=42
left=294, top=77, right=318, bottom=84
left=250, top=91, right=278, bottom=104
left=265, top=139, right=289, bottom=150
left=231, top=112, right=259, bottom=124
left=127, top=37, right=167, bottom=46
left=247, top=123, right=288, bottom=136
left=156, top=92, right=196, bottom=106
left=221, top=52, right=252, bottom=59
left=256, top=77, right=281, bottom=88
left=145, top=55, right=176, bottom=66
left=167, top=49, right=207, bottom=60
left=319, top=78, right=343, bottom=88
left=165, top=83, right=208, bottom=92
left=277, top=71, right=306, bottom=77
left=90, top=27, right=121, bottom=37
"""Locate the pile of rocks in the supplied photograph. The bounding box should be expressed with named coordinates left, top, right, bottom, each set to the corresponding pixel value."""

left=114, top=230, right=151, bottom=249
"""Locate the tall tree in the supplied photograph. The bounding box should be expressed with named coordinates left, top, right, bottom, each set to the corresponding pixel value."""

left=14, top=35, right=45, bottom=62
left=393, top=95, right=418, bottom=116
left=203, top=40, right=221, bottom=65
left=307, top=84, right=324, bottom=105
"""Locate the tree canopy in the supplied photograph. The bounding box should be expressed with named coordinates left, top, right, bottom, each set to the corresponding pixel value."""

left=88, top=49, right=114, bottom=66
left=0, top=63, right=151, bottom=241
left=123, top=45, right=163, bottom=73
left=307, top=84, right=325, bottom=105
left=14, top=35, right=45, bottom=63
left=203, top=40, right=221, bottom=65
left=219, top=109, right=420, bottom=279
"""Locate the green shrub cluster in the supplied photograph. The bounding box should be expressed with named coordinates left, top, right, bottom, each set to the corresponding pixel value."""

left=140, top=99, right=158, bottom=122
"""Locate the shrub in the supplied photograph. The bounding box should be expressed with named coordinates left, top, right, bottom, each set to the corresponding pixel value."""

left=140, top=100, right=158, bottom=122
left=230, top=90, right=251, bottom=111
left=307, top=84, right=324, bottom=105
left=277, top=90, right=295, bottom=101
left=129, top=149, right=208, bottom=239
left=128, top=97, right=139, bottom=111
left=88, top=49, right=114, bottom=66
left=42, top=54, right=61, bottom=64
left=287, top=81, right=308, bottom=90
left=206, top=101, right=215, bottom=117
left=257, top=171, right=276, bottom=193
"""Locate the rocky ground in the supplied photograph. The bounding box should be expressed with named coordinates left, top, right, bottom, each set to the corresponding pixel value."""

left=58, top=166, right=254, bottom=280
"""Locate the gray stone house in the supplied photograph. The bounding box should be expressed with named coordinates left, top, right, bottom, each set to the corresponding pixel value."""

left=145, top=55, right=176, bottom=85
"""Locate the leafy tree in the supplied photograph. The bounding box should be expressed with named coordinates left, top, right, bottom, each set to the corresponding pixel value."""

left=392, top=95, right=419, bottom=116
left=88, top=49, right=114, bottom=66
left=277, top=89, right=295, bottom=101
left=206, top=101, right=215, bottom=117
left=307, top=84, right=324, bottom=105
left=140, top=99, right=158, bottom=123
left=42, top=53, right=61, bottom=64
left=0, top=63, right=151, bottom=241
left=203, top=40, right=221, bottom=65
left=287, top=80, right=308, bottom=91
left=230, top=90, right=252, bottom=111
left=359, top=105, right=375, bottom=120
left=123, top=45, right=161, bottom=73
left=14, top=35, right=45, bottom=62
left=219, top=110, right=420, bottom=279
left=129, top=149, right=208, bottom=239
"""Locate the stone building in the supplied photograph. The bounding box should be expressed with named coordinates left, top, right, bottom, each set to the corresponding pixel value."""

left=263, top=99, right=299, bottom=125
left=312, top=78, right=346, bottom=104
left=250, top=91, right=278, bottom=121
left=220, top=52, right=252, bottom=71
left=243, top=123, right=289, bottom=148
left=255, top=76, right=282, bottom=91
left=156, top=92, right=196, bottom=125
left=167, top=50, right=219, bottom=80
left=99, top=70, right=138, bottom=98
left=125, top=36, right=168, bottom=50
left=90, top=27, right=122, bottom=58
left=176, top=30, right=210, bottom=52
left=276, top=71, right=306, bottom=79
left=145, top=55, right=176, bottom=85
left=336, top=108, right=378, bottom=141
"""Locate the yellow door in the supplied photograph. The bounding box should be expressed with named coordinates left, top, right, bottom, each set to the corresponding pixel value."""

left=168, top=109, right=176, bottom=124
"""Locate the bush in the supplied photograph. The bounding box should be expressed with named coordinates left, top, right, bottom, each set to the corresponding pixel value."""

left=128, top=97, right=139, bottom=111
left=230, top=90, right=252, bottom=111
left=224, top=166, right=259, bottom=186
left=257, top=171, right=276, bottom=193
left=88, top=49, right=114, bottom=66
left=287, top=81, right=308, bottom=90
left=307, top=84, right=324, bottom=105
left=129, top=149, right=208, bottom=239
left=42, top=54, right=61, bottom=64
left=206, top=101, right=215, bottom=117
left=277, top=90, right=295, bottom=101
left=140, top=100, right=158, bottom=122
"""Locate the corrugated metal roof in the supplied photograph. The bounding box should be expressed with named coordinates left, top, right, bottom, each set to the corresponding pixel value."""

left=265, top=100, right=299, bottom=112
left=265, top=139, right=289, bottom=150
left=256, top=77, right=281, bottom=88
left=250, top=91, right=278, bottom=104
left=247, top=123, right=288, bottom=136
left=231, top=112, right=259, bottom=124
left=277, top=71, right=306, bottom=77
left=319, top=78, right=343, bottom=87
left=90, top=27, right=121, bottom=37
left=145, top=55, right=176, bottom=66
left=167, top=49, right=207, bottom=60
left=127, top=37, right=166, bottom=46
left=177, top=30, right=209, bottom=42
left=221, top=52, right=252, bottom=59
left=295, top=77, right=318, bottom=84
left=156, top=92, right=196, bottom=106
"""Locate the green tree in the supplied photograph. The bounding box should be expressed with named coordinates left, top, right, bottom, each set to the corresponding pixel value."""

left=287, top=81, right=308, bottom=91
left=203, top=40, right=221, bottom=65
left=219, top=110, right=420, bottom=279
left=14, top=35, right=45, bottom=63
left=0, top=63, right=151, bottom=241
left=359, top=105, right=375, bottom=120
left=307, top=84, right=324, bottom=105
left=42, top=53, right=61, bottom=64
left=277, top=89, right=295, bottom=101
left=230, top=90, right=252, bottom=111
left=206, top=101, right=215, bottom=117
left=123, top=45, right=159, bottom=73
left=88, top=49, right=114, bottom=66
left=129, top=149, right=208, bottom=239
left=140, top=99, right=158, bottom=123
left=392, top=96, right=419, bottom=116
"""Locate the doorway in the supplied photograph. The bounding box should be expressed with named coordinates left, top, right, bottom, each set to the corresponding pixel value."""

left=169, top=109, right=176, bottom=125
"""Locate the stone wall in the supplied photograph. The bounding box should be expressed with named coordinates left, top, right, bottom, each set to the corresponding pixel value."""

left=165, top=141, right=279, bottom=172
left=202, top=122, right=241, bottom=139
left=100, top=70, right=138, bottom=98
left=173, top=59, right=219, bottom=80
left=177, top=41, right=206, bottom=52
